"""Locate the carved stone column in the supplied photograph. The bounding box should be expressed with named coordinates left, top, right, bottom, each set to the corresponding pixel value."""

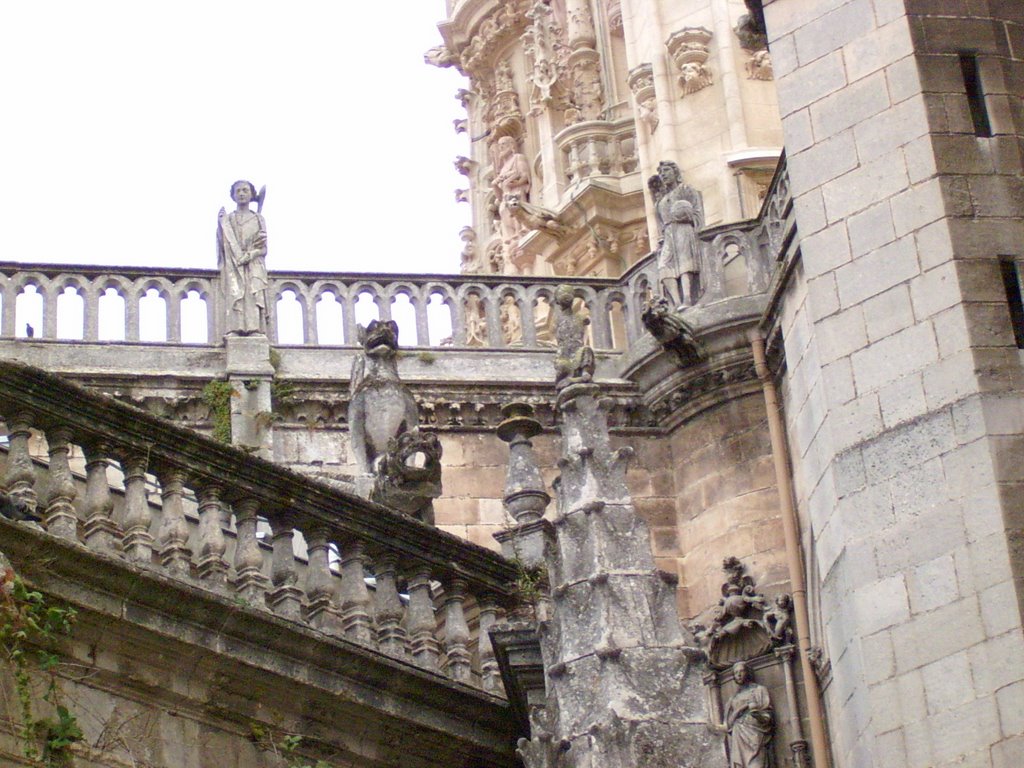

left=406, top=566, right=441, bottom=671
left=157, top=467, right=192, bottom=577
left=565, top=0, right=605, bottom=121
left=442, top=576, right=473, bottom=684
left=477, top=594, right=503, bottom=695
left=121, top=450, right=155, bottom=564
left=304, top=527, right=343, bottom=634
left=338, top=540, right=375, bottom=646
left=2, top=413, right=38, bottom=516
left=373, top=552, right=407, bottom=658
left=267, top=515, right=304, bottom=620
left=231, top=497, right=269, bottom=604
left=43, top=426, right=78, bottom=540
left=195, top=483, right=229, bottom=587
left=81, top=442, right=121, bottom=553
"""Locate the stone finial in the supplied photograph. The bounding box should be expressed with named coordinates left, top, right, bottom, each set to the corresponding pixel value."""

left=497, top=403, right=549, bottom=524
left=665, top=27, right=714, bottom=95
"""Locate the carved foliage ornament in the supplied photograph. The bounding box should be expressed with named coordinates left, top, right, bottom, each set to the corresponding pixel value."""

left=665, top=27, right=714, bottom=95
left=522, top=0, right=571, bottom=114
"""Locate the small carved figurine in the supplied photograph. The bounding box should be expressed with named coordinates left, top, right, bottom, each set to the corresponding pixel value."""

left=763, top=594, right=793, bottom=644
left=553, top=285, right=595, bottom=390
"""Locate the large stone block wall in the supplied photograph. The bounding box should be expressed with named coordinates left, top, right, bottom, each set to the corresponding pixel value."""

left=670, top=393, right=788, bottom=618
left=765, top=0, right=1024, bottom=766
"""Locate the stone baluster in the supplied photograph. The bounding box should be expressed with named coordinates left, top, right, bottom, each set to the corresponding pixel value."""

left=405, top=565, right=441, bottom=671
left=304, top=526, right=342, bottom=633
left=83, top=286, right=99, bottom=342
left=1, top=287, right=16, bottom=336
left=442, top=576, right=473, bottom=684
left=485, top=294, right=503, bottom=347
left=121, top=451, right=155, bottom=563
left=338, top=539, right=375, bottom=645
left=2, top=412, right=38, bottom=516
left=267, top=515, right=304, bottom=619
left=195, top=483, right=229, bottom=587
left=477, top=595, right=503, bottom=694
left=81, top=442, right=120, bottom=553
left=167, top=292, right=181, bottom=343
left=231, top=497, right=269, bottom=604
left=156, top=468, right=192, bottom=578
left=42, top=284, right=58, bottom=339
left=303, top=291, right=318, bottom=346
left=373, top=552, right=407, bottom=658
left=340, top=291, right=358, bottom=346
left=125, top=288, right=140, bottom=342
left=42, top=426, right=78, bottom=540
left=413, top=294, right=430, bottom=346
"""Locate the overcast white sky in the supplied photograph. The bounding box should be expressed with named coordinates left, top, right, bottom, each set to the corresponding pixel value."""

left=0, top=1, right=471, bottom=275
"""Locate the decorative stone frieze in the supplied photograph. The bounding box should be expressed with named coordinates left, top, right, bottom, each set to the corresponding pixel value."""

left=627, top=63, right=658, bottom=132
left=666, top=27, right=714, bottom=95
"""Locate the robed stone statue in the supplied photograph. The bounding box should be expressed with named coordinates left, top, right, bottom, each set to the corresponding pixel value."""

left=218, top=180, right=268, bottom=335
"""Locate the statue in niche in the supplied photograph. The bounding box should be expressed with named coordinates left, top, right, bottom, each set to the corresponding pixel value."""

left=495, top=60, right=515, bottom=92
left=218, top=180, right=268, bottom=335
left=500, top=294, right=523, bottom=345
left=719, top=662, right=774, bottom=768
left=465, top=294, right=487, bottom=346
left=491, top=136, right=533, bottom=257
left=652, top=161, right=705, bottom=308
left=553, top=285, right=594, bottom=390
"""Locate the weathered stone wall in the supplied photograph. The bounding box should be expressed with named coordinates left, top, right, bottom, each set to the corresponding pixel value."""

left=765, top=0, right=1024, bottom=765
left=670, top=392, right=787, bottom=619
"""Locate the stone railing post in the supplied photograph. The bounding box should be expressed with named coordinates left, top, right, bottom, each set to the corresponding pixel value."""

left=231, top=497, right=269, bottom=604
left=304, top=527, right=343, bottom=633
left=195, top=483, right=229, bottom=587
left=267, top=515, right=304, bottom=620
left=2, top=413, right=38, bottom=517
left=156, top=467, right=192, bottom=578
left=338, top=539, right=375, bottom=646
left=406, top=566, right=441, bottom=671
left=121, top=450, right=155, bottom=564
left=43, top=426, right=78, bottom=540
left=373, top=552, right=407, bottom=658
left=477, top=595, right=503, bottom=694
left=442, top=576, right=473, bottom=684
left=81, top=441, right=121, bottom=553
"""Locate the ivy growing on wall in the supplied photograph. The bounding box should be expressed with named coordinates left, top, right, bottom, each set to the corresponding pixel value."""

left=0, top=566, right=81, bottom=766
left=201, top=379, right=235, bottom=444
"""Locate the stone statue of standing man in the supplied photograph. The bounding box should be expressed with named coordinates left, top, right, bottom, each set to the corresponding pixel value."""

left=717, top=661, right=774, bottom=768
left=652, top=161, right=704, bottom=308
left=218, top=180, right=268, bottom=336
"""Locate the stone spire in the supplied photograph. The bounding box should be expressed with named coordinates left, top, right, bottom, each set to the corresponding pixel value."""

left=516, top=291, right=717, bottom=766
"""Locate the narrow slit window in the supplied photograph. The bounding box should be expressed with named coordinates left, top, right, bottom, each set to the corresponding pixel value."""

left=999, top=256, right=1024, bottom=349
left=960, top=53, right=993, bottom=138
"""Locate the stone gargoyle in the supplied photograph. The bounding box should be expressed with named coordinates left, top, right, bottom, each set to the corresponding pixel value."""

left=641, top=296, right=703, bottom=366
left=348, top=320, right=442, bottom=522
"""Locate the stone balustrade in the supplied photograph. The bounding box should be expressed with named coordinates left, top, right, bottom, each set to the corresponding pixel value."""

left=0, top=157, right=789, bottom=356
left=554, top=117, right=640, bottom=187
left=0, top=360, right=517, bottom=693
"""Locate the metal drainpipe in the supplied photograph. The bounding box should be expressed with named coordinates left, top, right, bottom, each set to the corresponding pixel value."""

left=749, top=330, right=833, bottom=768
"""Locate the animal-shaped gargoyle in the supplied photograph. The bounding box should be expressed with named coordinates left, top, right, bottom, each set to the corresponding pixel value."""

left=641, top=296, right=703, bottom=366
left=348, top=320, right=442, bottom=523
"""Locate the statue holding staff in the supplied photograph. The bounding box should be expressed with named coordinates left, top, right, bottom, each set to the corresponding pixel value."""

left=218, top=180, right=268, bottom=335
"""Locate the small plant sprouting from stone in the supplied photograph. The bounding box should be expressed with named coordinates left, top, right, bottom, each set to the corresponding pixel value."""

left=0, top=566, right=81, bottom=765
left=202, top=379, right=235, bottom=444
left=416, top=351, right=437, bottom=365
left=511, top=557, right=548, bottom=610
left=250, top=725, right=331, bottom=768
